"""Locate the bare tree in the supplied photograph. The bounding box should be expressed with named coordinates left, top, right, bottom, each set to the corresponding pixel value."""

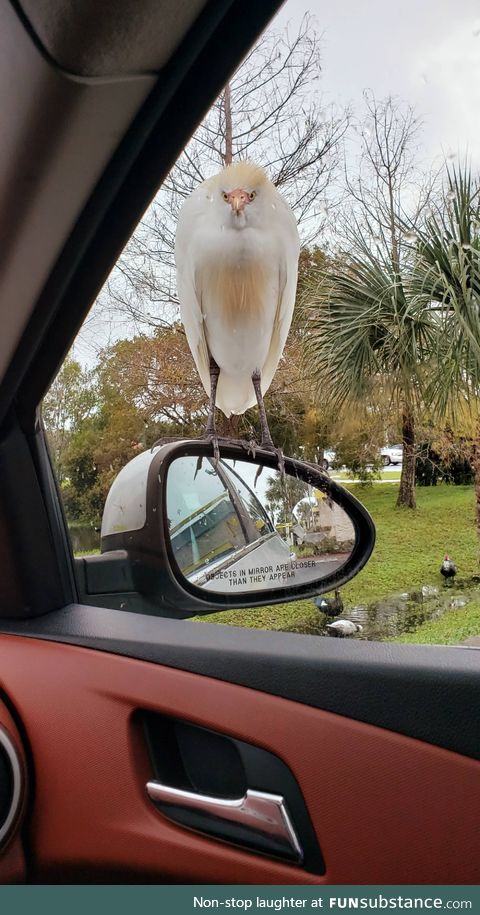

left=340, top=91, right=435, bottom=261
left=93, top=14, right=348, bottom=337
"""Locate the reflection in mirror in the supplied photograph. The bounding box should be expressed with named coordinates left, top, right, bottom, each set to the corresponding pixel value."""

left=166, top=455, right=356, bottom=594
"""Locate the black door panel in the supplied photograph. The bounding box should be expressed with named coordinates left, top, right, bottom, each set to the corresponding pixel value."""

left=1, top=603, right=479, bottom=759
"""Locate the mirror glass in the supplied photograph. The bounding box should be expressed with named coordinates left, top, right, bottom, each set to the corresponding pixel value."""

left=165, top=455, right=356, bottom=594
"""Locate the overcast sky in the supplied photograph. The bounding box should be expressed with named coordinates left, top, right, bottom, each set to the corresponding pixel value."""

left=73, top=0, right=480, bottom=365
left=273, top=0, right=480, bottom=166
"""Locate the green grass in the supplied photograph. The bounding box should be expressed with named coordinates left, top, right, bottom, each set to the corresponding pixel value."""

left=196, top=483, right=480, bottom=635
left=395, top=600, right=480, bottom=645
left=341, top=483, right=478, bottom=606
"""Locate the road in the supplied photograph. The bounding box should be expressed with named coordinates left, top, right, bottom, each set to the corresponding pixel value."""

left=331, top=464, right=402, bottom=484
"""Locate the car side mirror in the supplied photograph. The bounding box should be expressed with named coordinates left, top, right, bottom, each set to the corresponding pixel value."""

left=100, top=440, right=375, bottom=614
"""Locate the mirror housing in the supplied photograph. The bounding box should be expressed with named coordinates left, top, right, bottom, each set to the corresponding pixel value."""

left=99, top=440, right=375, bottom=615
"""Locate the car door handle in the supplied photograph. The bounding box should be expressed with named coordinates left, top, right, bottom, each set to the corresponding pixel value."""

left=146, top=779, right=303, bottom=863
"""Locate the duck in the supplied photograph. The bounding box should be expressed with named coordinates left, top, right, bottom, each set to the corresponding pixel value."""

left=440, top=554, right=457, bottom=580
left=326, top=620, right=363, bottom=637
left=313, top=589, right=343, bottom=617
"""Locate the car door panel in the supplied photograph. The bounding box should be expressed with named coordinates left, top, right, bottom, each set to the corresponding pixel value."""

left=0, top=634, right=477, bottom=884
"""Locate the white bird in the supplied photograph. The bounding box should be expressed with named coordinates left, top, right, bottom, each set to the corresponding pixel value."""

left=175, top=161, right=300, bottom=449
left=326, top=620, right=363, bottom=637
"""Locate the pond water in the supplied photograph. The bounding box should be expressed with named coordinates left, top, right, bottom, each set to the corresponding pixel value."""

left=314, top=579, right=480, bottom=642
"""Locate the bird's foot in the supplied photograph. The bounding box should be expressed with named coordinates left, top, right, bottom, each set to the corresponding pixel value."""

left=259, top=441, right=285, bottom=477
left=198, top=431, right=220, bottom=465
left=233, top=433, right=285, bottom=477
left=152, top=431, right=284, bottom=475
left=199, top=434, right=254, bottom=455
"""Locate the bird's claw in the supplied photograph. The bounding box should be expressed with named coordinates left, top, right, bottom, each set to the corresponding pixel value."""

left=239, top=435, right=285, bottom=477
left=275, top=447, right=285, bottom=477
left=259, top=442, right=285, bottom=477
left=152, top=431, right=283, bottom=477
left=194, top=455, right=203, bottom=480
left=254, top=464, right=264, bottom=487
left=212, top=435, right=220, bottom=466
left=198, top=432, right=221, bottom=466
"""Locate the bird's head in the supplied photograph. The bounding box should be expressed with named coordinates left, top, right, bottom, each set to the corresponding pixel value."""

left=444, top=553, right=450, bottom=561
left=209, top=161, right=269, bottom=228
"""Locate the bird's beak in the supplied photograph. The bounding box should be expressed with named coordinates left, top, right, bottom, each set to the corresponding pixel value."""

left=227, top=188, right=248, bottom=213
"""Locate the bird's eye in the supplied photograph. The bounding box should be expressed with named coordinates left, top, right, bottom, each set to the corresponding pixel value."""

left=249, top=191, right=256, bottom=200
left=222, top=192, right=228, bottom=201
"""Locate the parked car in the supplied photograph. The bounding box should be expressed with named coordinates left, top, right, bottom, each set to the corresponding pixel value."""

left=380, top=444, right=403, bottom=466
left=321, top=450, right=337, bottom=470
left=323, top=446, right=403, bottom=471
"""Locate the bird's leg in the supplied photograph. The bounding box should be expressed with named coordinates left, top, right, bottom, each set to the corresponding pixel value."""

left=251, top=369, right=284, bottom=474
left=205, top=356, right=220, bottom=436
left=251, top=369, right=273, bottom=447
left=203, top=356, right=220, bottom=463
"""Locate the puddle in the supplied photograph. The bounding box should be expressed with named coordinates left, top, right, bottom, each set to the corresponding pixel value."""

left=313, top=579, right=480, bottom=641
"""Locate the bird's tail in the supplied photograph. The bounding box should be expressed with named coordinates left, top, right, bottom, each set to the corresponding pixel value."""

left=215, top=372, right=258, bottom=418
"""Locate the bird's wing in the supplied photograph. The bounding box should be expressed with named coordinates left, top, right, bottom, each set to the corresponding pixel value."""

left=260, top=197, right=300, bottom=393
left=175, top=190, right=211, bottom=396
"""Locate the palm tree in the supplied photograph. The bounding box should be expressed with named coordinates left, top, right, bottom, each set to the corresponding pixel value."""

left=410, top=164, right=480, bottom=527
left=305, top=94, right=439, bottom=508
left=305, top=234, right=437, bottom=508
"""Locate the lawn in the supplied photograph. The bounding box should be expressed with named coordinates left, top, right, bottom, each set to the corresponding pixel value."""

left=340, top=483, right=478, bottom=605
left=394, top=600, right=480, bottom=645
left=195, top=483, right=480, bottom=639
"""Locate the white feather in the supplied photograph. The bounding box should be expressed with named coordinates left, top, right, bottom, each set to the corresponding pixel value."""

left=175, top=164, right=300, bottom=417
left=326, top=620, right=363, bottom=636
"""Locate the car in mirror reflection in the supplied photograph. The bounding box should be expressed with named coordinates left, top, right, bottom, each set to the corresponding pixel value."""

left=166, top=455, right=356, bottom=594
